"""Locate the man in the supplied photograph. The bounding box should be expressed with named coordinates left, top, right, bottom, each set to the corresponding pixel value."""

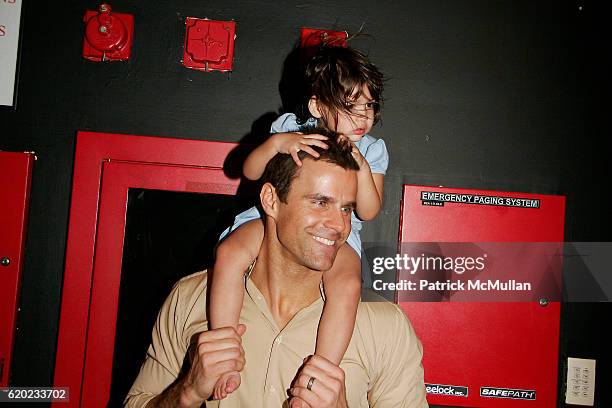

left=125, top=135, right=428, bottom=407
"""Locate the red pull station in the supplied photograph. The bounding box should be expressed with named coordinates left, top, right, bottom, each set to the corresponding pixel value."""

left=183, top=18, right=236, bottom=72
left=300, top=28, right=348, bottom=62
left=83, top=4, right=134, bottom=62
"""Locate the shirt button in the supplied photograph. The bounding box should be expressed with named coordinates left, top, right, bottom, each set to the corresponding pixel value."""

left=269, top=385, right=276, bottom=393
left=274, top=335, right=283, bottom=344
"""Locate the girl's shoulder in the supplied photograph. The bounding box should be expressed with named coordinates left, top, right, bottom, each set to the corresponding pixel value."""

left=356, top=134, right=387, bottom=153
left=356, top=134, right=389, bottom=174
left=270, top=113, right=316, bottom=133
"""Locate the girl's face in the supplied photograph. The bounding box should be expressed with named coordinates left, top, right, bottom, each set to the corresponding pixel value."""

left=310, top=86, right=377, bottom=143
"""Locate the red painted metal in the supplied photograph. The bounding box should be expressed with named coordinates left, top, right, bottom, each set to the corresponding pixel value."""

left=81, top=161, right=237, bottom=406
left=53, top=132, right=239, bottom=407
left=398, top=185, right=565, bottom=407
left=0, top=151, right=34, bottom=386
left=183, top=18, right=236, bottom=72
left=299, top=27, right=347, bottom=62
left=300, top=28, right=348, bottom=49
left=83, top=4, right=134, bottom=62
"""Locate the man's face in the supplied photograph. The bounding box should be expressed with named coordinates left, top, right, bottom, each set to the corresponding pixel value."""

left=273, top=159, right=357, bottom=271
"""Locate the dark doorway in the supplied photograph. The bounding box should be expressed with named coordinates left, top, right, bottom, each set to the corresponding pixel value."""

left=108, top=188, right=254, bottom=407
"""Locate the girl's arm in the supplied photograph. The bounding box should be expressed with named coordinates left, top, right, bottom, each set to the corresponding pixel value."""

left=243, top=132, right=328, bottom=180
left=352, top=148, right=384, bottom=221
left=315, top=244, right=361, bottom=364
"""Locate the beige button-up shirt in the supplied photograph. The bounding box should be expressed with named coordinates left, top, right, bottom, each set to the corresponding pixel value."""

left=125, top=271, right=427, bottom=407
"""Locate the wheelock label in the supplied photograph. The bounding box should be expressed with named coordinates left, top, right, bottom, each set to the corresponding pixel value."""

left=425, top=383, right=468, bottom=397
left=480, top=386, right=536, bottom=400
left=421, top=191, right=540, bottom=209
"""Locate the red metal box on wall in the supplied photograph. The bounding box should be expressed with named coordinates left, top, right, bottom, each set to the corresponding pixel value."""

left=398, top=184, right=565, bottom=407
left=83, top=4, right=134, bottom=62
left=183, top=18, right=236, bottom=72
left=0, top=151, right=34, bottom=386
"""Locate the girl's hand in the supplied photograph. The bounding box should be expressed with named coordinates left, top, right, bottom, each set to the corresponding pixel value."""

left=337, top=135, right=367, bottom=168
left=273, top=132, right=328, bottom=166
left=351, top=146, right=368, bottom=168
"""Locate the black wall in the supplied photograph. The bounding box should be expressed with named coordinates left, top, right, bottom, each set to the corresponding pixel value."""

left=1, top=0, right=610, bottom=406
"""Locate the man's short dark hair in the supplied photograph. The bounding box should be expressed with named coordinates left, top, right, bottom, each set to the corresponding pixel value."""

left=261, top=128, right=360, bottom=203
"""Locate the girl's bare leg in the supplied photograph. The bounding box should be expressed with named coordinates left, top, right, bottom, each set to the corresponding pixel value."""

left=209, top=219, right=264, bottom=399
left=315, top=244, right=361, bottom=364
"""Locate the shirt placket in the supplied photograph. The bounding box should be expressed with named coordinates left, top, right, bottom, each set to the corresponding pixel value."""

left=244, top=279, right=285, bottom=404
left=244, top=277, right=324, bottom=406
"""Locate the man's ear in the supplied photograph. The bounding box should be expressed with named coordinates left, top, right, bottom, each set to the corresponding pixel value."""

left=308, top=96, right=323, bottom=119
left=260, top=182, right=279, bottom=219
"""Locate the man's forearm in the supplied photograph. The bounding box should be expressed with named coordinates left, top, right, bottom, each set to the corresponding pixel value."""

left=146, top=377, right=204, bottom=408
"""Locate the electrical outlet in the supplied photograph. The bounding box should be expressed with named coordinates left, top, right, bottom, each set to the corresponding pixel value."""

left=565, top=357, right=596, bottom=406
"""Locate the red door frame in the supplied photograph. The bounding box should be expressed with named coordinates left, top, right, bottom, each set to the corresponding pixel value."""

left=0, top=151, right=35, bottom=386
left=53, top=132, right=239, bottom=407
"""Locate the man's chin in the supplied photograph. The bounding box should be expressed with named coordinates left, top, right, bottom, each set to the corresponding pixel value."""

left=300, top=241, right=345, bottom=271
left=305, top=260, right=335, bottom=272
left=303, top=252, right=337, bottom=272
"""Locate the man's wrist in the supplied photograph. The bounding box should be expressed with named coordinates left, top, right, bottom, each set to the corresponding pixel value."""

left=177, top=380, right=206, bottom=408
left=146, top=379, right=205, bottom=408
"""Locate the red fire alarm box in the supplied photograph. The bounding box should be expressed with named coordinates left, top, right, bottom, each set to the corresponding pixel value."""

left=398, top=185, right=565, bottom=407
left=300, top=27, right=348, bottom=49
left=183, top=18, right=236, bottom=72
left=0, top=151, right=34, bottom=386
left=83, top=4, right=134, bottom=62
left=299, top=27, right=347, bottom=62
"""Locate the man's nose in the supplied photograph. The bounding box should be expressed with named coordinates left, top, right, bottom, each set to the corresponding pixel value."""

left=324, top=208, right=348, bottom=233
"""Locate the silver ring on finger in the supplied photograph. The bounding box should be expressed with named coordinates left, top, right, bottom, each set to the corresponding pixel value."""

left=306, top=376, right=316, bottom=391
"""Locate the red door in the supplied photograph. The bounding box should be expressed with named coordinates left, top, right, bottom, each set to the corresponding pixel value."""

left=53, top=132, right=241, bottom=407
left=398, top=185, right=565, bottom=408
left=0, top=151, right=35, bottom=386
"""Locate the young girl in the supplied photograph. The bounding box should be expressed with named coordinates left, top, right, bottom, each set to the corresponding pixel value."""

left=210, top=45, right=388, bottom=400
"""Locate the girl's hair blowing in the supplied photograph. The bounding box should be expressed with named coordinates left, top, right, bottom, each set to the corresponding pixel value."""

left=296, top=46, right=384, bottom=126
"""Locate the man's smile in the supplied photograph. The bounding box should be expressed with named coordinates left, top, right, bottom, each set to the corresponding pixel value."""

left=312, top=235, right=336, bottom=246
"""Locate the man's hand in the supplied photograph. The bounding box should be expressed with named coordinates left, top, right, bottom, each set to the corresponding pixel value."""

left=289, top=355, right=348, bottom=408
left=179, top=325, right=247, bottom=407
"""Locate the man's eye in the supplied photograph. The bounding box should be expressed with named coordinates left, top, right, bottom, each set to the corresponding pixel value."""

left=342, top=207, right=353, bottom=214
left=313, top=200, right=326, bottom=207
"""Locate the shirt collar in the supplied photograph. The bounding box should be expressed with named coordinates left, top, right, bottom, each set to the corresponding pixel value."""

left=243, top=259, right=325, bottom=329
left=244, top=259, right=324, bottom=298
